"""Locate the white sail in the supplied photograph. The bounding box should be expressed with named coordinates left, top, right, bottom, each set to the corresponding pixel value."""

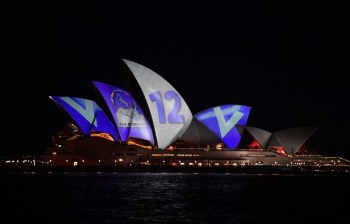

left=123, top=59, right=193, bottom=149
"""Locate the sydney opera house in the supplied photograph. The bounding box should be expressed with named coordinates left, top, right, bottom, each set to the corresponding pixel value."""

left=42, top=59, right=350, bottom=168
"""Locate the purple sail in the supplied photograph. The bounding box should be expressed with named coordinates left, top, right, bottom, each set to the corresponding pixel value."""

left=93, top=81, right=154, bottom=144
left=50, top=96, right=119, bottom=141
left=195, top=104, right=252, bottom=149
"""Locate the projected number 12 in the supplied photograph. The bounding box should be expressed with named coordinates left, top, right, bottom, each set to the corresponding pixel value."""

left=149, top=90, right=185, bottom=124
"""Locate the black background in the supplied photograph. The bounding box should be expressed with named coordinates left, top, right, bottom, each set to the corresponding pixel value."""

left=3, top=1, right=349, bottom=158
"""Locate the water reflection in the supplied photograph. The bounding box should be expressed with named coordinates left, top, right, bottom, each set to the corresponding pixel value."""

left=1, top=173, right=349, bottom=224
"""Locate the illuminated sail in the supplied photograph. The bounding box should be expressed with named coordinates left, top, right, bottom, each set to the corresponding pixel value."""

left=123, top=59, right=193, bottom=149
left=93, top=81, right=154, bottom=144
left=195, top=105, right=251, bottom=149
left=50, top=96, right=119, bottom=141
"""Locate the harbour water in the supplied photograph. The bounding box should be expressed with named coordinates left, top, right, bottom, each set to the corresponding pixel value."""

left=1, top=172, right=349, bottom=223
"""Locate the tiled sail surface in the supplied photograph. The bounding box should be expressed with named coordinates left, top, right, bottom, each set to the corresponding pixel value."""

left=123, top=59, right=193, bottom=149
left=93, top=81, right=154, bottom=144
left=50, top=96, right=119, bottom=141
left=195, top=105, right=251, bottom=149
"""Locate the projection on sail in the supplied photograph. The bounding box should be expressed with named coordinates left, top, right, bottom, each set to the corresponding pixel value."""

left=123, top=59, right=193, bottom=149
left=50, top=96, right=119, bottom=141
left=195, top=105, right=251, bottom=149
left=93, top=81, right=154, bottom=144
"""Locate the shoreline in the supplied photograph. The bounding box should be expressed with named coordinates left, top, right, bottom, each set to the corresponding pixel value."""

left=1, top=165, right=349, bottom=175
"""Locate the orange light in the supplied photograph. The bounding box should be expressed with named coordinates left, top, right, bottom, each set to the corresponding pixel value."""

left=90, top=132, right=115, bottom=141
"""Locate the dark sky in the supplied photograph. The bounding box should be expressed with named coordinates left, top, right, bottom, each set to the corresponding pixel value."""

left=3, top=1, right=350, bottom=158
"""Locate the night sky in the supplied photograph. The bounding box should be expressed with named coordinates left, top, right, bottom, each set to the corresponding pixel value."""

left=3, top=1, right=349, bottom=158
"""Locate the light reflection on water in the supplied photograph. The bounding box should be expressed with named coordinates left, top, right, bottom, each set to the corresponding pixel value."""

left=1, top=172, right=349, bottom=224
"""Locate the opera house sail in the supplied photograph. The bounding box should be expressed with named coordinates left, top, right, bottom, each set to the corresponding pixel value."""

left=93, top=81, right=154, bottom=145
left=49, top=96, right=119, bottom=141
left=195, top=105, right=251, bottom=149
left=123, top=59, right=193, bottom=149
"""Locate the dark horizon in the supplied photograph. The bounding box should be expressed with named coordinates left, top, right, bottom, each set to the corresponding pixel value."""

left=3, top=1, right=349, bottom=158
